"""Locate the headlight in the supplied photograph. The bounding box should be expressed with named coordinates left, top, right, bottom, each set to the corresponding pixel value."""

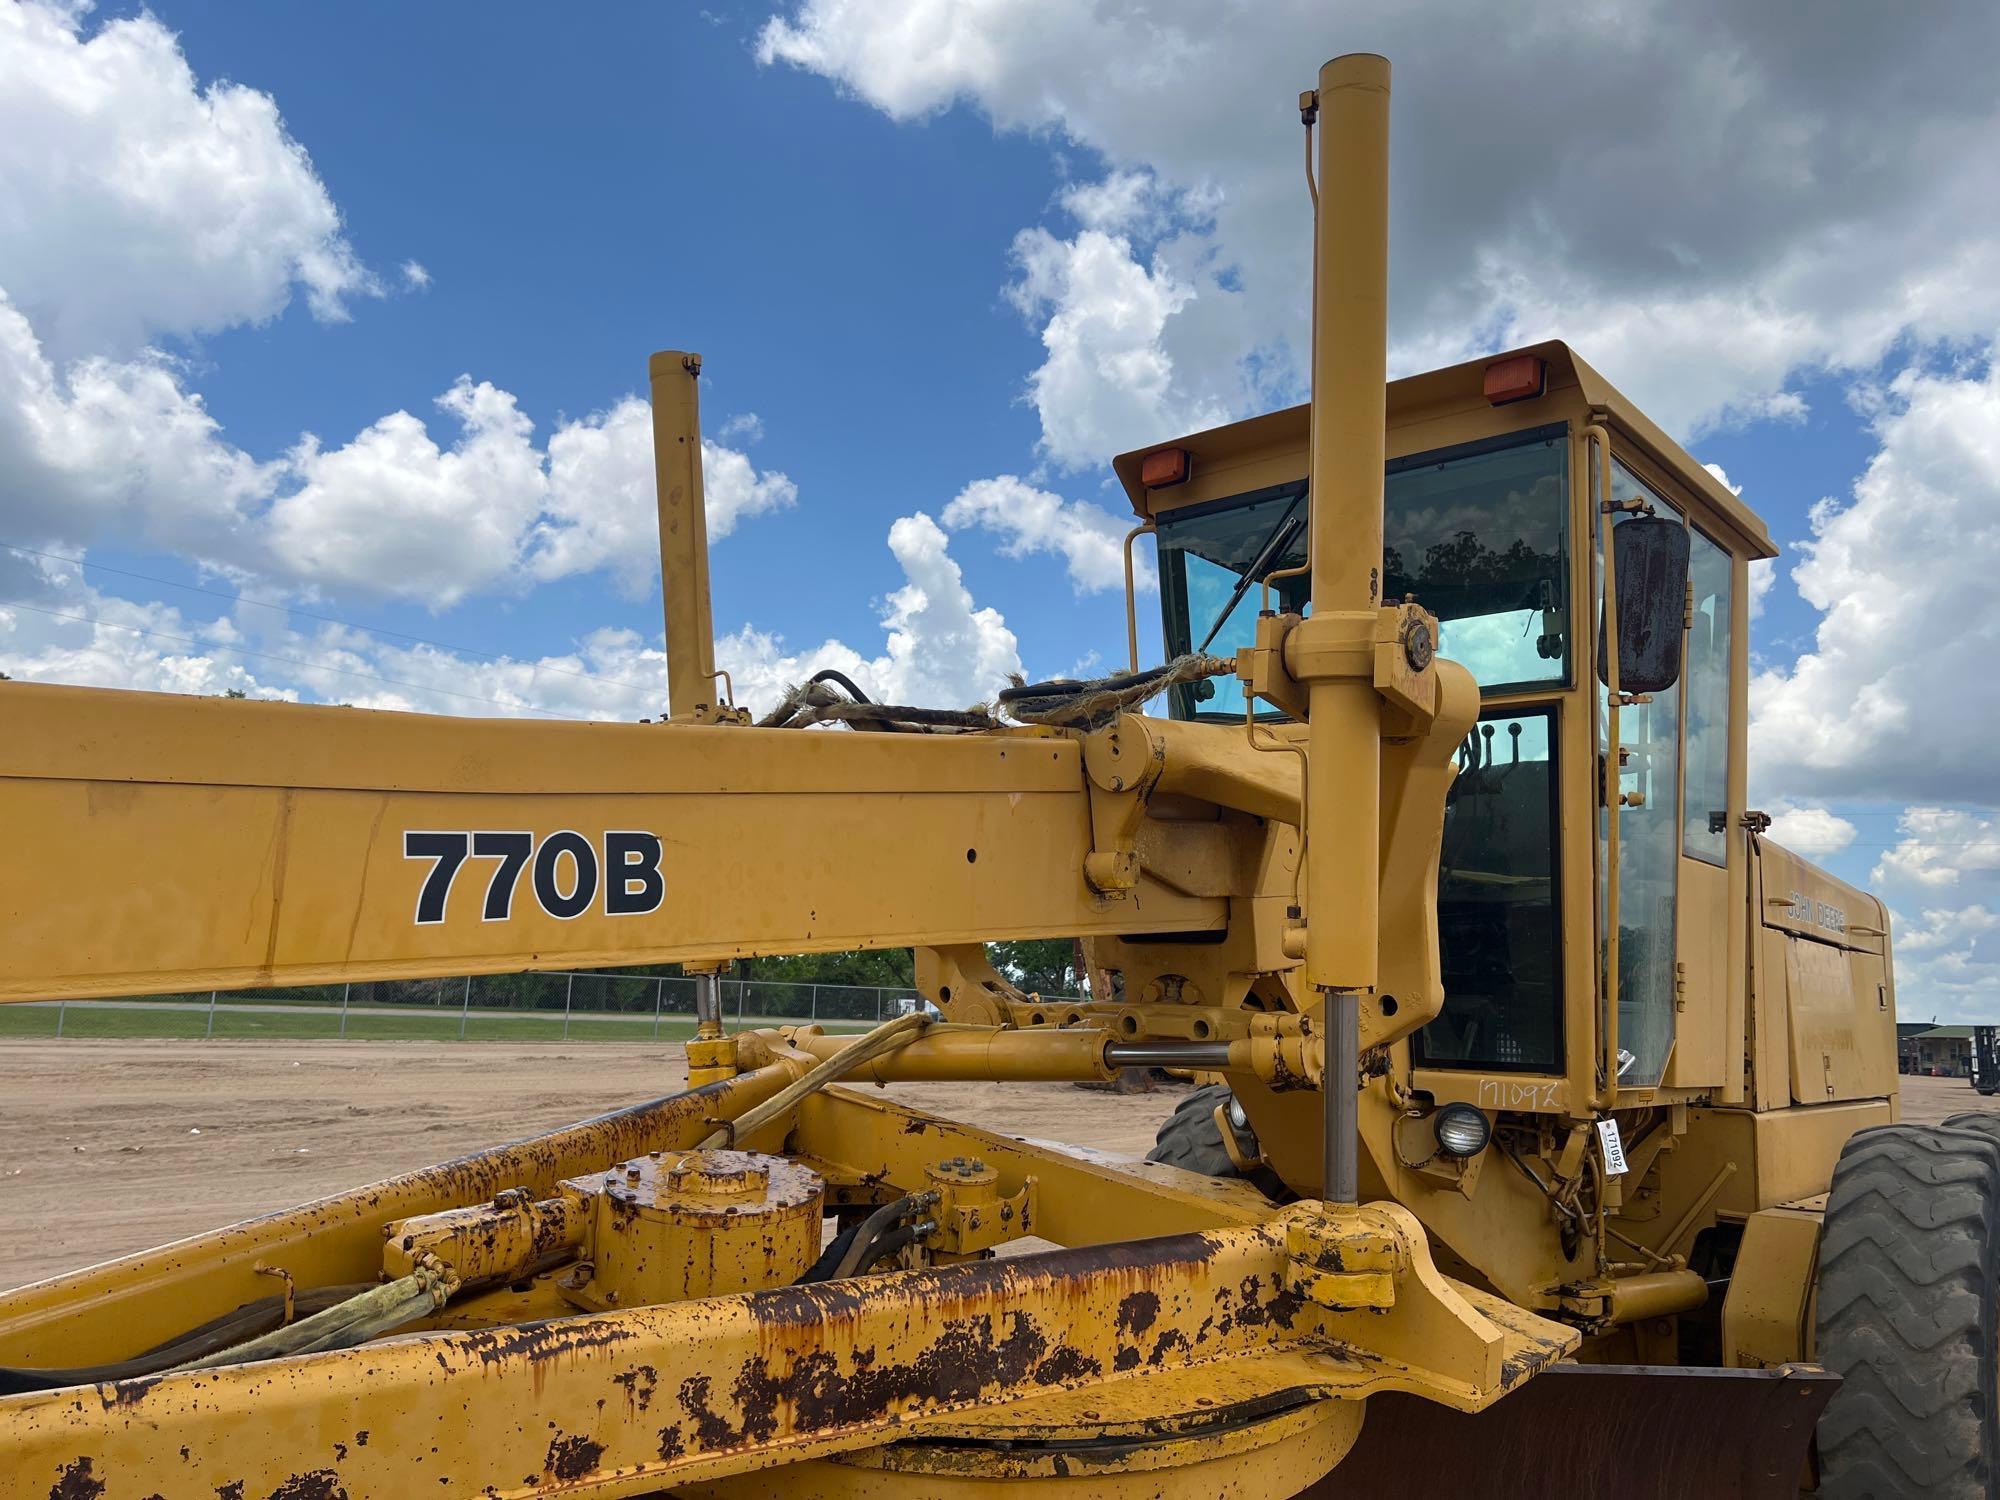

left=1433, top=1103, right=1491, bottom=1158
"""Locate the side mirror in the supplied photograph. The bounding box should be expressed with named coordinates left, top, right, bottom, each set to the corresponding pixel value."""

left=1597, top=515, right=1689, bottom=694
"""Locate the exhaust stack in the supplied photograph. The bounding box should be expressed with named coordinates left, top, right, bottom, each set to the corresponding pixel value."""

left=649, top=350, right=718, bottom=720
left=1300, top=53, right=1392, bottom=1204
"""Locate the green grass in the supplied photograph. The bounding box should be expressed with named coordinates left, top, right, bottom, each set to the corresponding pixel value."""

left=0, top=1005, right=876, bottom=1043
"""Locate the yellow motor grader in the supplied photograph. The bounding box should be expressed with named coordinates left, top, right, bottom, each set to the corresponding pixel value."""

left=0, top=52, right=1976, bottom=1500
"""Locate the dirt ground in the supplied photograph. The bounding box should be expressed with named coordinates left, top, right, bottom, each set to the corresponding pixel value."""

left=0, top=1040, right=1990, bottom=1293
left=0, top=1039, right=1181, bottom=1290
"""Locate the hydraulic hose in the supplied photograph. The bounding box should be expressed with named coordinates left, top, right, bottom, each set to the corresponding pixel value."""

left=831, top=1193, right=929, bottom=1280
left=697, top=1011, right=931, bottom=1150
left=170, top=1264, right=458, bottom=1372
left=0, top=1284, right=372, bottom=1395
left=853, top=1220, right=936, bottom=1274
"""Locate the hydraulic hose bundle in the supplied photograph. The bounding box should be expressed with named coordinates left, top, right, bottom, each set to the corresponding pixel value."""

left=758, top=656, right=1238, bottom=735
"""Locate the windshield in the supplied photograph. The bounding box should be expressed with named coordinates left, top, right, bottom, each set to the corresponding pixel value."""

left=1158, top=424, right=1570, bottom=719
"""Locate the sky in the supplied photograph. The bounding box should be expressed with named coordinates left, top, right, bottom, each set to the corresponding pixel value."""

left=3, top=0, right=1998, bottom=1019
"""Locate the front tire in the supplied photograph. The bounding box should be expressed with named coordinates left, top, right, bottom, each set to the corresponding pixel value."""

left=1146, top=1083, right=1244, bottom=1178
left=1816, top=1122, right=2000, bottom=1498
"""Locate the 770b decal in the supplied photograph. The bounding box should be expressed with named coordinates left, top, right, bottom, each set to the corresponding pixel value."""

left=403, top=830, right=664, bottom=925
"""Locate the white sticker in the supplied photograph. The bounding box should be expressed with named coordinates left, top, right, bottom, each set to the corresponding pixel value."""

left=1596, top=1118, right=1630, bottom=1177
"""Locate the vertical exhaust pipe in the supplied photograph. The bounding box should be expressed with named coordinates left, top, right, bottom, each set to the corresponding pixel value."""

left=1304, top=53, right=1391, bottom=1205
left=649, top=351, right=719, bottom=720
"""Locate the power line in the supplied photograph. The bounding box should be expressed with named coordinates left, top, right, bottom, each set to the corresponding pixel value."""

left=0, top=540, right=665, bottom=698
left=0, top=600, right=597, bottom=719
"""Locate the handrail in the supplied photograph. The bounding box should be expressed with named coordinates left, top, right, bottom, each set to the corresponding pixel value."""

left=1585, top=418, right=1620, bottom=1110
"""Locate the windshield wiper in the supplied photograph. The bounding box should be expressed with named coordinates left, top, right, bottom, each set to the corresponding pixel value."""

left=1196, top=508, right=1306, bottom=653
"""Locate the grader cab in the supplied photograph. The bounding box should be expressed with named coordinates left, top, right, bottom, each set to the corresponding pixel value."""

left=0, top=51, right=1978, bottom=1500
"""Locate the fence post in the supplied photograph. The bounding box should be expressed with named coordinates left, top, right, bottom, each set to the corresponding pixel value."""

left=810, top=985, right=818, bottom=1022
left=563, top=974, right=575, bottom=1041
left=653, top=977, right=665, bottom=1040
left=55, top=1001, right=65, bottom=1038
left=459, top=974, right=472, bottom=1040
left=205, top=990, right=218, bottom=1038
left=339, top=983, right=350, bottom=1039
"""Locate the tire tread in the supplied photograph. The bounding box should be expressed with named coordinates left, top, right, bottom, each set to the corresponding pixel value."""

left=1816, top=1121, right=2000, bottom=1499
left=1145, top=1084, right=1241, bottom=1178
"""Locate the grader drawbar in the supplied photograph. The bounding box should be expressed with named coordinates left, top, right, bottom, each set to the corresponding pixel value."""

left=1, top=52, right=1938, bottom=1500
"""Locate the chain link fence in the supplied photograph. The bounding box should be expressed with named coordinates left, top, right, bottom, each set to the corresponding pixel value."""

left=9, top=973, right=969, bottom=1044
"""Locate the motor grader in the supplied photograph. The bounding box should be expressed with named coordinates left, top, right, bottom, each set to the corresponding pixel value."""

left=0, top=51, right=1978, bottom=1500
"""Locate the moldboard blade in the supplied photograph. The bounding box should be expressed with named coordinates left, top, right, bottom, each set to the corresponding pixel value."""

left=1302, top=1362, right=1838, bottom=1500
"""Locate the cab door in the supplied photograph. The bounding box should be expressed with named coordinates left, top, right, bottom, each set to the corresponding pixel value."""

left=1664, top=527, right=1735, bottom=1088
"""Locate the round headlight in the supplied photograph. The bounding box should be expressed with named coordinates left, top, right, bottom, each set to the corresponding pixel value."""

left=1433, top=1103, right=1492, bottom=1159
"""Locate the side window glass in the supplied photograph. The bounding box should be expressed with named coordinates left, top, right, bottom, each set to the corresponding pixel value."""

left=1157, top=487, right=1309, bottom=720
left=1181, top=551, right=1253, bottom=719
left=1599, top=460, right=1682, bottom=1089
left=1683, top=532, right=1732, bottom=864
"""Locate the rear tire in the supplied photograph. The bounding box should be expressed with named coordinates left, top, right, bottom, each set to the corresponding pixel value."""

left=1944, top=1111, right=2000, bottom=1140
left=1146, top=1083, right=1243, bottom=1178
left=1816, top=1122, right=2000, bottom=1498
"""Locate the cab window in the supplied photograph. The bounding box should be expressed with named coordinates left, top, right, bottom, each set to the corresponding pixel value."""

left=1158, top=425, right=1570, bottom=720
left=1682, top=529, right=1733, bottom=865
left=1413, top=708, right=1564, bottom=1071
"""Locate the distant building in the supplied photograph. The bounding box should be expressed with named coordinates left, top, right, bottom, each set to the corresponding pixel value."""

left=1901, top=1023, right=1974, bottom=1078
left=1896, top=1021, right=1936, bottom=1074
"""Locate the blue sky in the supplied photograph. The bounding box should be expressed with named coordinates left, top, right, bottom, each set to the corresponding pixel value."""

left=43, top=1, right=1074, bottom=667
left=4, top=0, right=2000, bottom=1018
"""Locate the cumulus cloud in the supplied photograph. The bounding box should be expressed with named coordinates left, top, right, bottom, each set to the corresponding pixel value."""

left=0, top=0, right=376, bottom=360
left=0, top=296, right=795, bottom=605
left=0, top=512, right=1018, bottom=721
left=528, top=397, right=796, bottom=595
left=762, top=0, right=2000, bottom=453
left=1872, top=808, right=2000, bottom=890
left=720, top=514, right=1021, bottom=711
left=1763, top=801, right=1859, bottom=860
left=0, top=576, right=288, bottom=701
left=1895, top=904, right=2000, bottom=955
left=1058, top=170, right=1176, bottom=238
left=941, top=474, right=1146, bottom=594
left=269, top=379, right=549, bottom=607
left=0, top=291, right=281, bottom=559
left=0, top=1, right=811, bottom=610
left=1751, top=358, right=2000, bottom=805
left=1005, top=225, right=1232, bottom=470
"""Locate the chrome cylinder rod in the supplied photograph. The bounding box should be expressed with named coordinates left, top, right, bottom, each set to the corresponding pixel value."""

left=1102, top=1039, right=1236, bottom=1070
left=1324, top=991, right=1360, bottom=1203
left=692, top=971, right=724, bottom=1039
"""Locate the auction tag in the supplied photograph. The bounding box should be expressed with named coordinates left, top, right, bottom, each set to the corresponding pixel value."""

left=1596, top=1118, right=1630, bottom=1177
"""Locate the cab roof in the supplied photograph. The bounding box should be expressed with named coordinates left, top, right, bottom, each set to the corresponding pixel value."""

left=1111, top=339, right=1778, bottom=561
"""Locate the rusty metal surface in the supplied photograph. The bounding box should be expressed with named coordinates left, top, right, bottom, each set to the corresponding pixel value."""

left=6, top=1201, right=1577, bottom=1498
left=1305, top=1362, right=1838, bottom=1499
left=567, top=1150, right=825, bottom=1308
left=9, top=1224, right=1304, bottom=1497
left=0, top=1067, right=795, bottom=1366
